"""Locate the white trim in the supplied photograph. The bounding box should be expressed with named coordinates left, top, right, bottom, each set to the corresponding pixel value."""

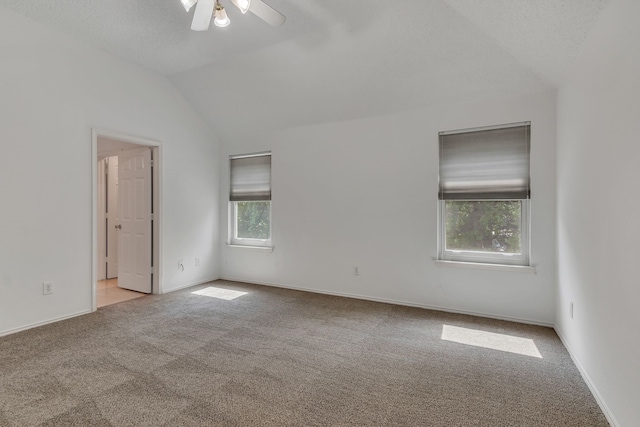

left=437, top=199, right=530, bottom=267
left=434, top=260, right=536, bottom=274
left=93, top=128, right=162, bottom=147
left=92, top=128, right=163, bottom=312
left=229, top=200, right=272, bottom=247
left=229, top=150, right=271, bottom=160
left=226, top=244, right=274, bottom=252
left=92, top=131, right=98, bottom=312
left=160, top=277, right=220, bottom=294
left=555, top=329, right=620, bottom=427
left=218, top=277, right=553, bottom=327
left=152, top=143, right=163, bottom=294
left=0, top=310, right=92, bottom=337
left=439, top=121, right=531, bottom=136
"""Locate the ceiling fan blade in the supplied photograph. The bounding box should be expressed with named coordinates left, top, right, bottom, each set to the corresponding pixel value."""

left=249, top=0, right=286, bottom=27
left=230, top=0, right=251, bottom=14
left=191, top=0, right=215, bottom=31
left=181, top=0, right=197, bottom=12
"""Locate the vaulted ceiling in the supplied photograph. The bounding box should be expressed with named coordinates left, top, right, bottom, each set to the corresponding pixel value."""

left=0, top=0, right=609, bottom=140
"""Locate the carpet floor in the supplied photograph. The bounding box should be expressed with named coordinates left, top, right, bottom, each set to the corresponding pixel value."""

left=0, top=280, right=609, bottom=426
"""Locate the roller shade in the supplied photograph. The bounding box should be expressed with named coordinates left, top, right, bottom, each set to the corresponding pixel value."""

left=439, top=123, right=530, bottom=200
left=230, top=153, right=271, bottom=201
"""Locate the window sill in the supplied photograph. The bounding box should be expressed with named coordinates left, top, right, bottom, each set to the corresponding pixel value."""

left=226, top=244, right=274, bottom=252
left=434, top=259, right=536, bottom=274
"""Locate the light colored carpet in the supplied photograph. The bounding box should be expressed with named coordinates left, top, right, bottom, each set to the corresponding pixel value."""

left=0, top=280, right=609, bottom=426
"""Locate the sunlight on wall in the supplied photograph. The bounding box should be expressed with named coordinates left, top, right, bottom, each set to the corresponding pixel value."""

left=441, top=325, right=542, bottom=358
left=191, top=287, right=248, bottom=300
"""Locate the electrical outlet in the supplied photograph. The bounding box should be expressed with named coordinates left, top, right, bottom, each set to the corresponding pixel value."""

left=43, top=282, right=54, bottom=295
left=353, top=266, right=360, bottom=276
left=178, top=259, right=184, bottom=271
left=195, top=258, right=200, bottom=267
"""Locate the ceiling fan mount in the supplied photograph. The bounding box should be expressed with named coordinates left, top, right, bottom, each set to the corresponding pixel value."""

left=181, top=0, right=286, bottom=31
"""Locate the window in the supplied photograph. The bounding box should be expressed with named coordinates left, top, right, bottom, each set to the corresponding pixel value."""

left=438, top=123, right=530, bottom=266
left=229, top=152, right=272, bottom=247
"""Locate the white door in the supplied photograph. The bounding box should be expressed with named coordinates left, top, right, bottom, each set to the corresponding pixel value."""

left=116, top=148, right=152, bottom=293
left=106, top=157, right=119, bottom=279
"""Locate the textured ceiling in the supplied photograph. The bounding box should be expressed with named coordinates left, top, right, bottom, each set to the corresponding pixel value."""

left=0, top=0, right=324, bottom=75
left=0, top=0, right=610, bottom=139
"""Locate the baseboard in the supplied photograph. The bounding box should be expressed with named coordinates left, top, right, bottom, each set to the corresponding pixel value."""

left=0, top=278, right=221, bottom=337
left=161, top=277, right=219, bottom=294
left=554, top=328, right=619, bottom=427
left=218, top=276, right=554, bottom=328
left=0, top=310, right=92, bottom=338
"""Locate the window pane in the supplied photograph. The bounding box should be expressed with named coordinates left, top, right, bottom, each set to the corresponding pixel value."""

left=445, top=201, right=521, bottom=254
left=236, top=201, right=271, bottom=240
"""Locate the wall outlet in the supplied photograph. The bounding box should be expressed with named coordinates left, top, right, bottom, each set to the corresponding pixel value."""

left=178, top=259, right=184, bottom=271
left=195, top=258, right=200, bottom=267
left=43, top=282, right=54, bottom=295
left=570, top=301, right=574, bottom=319
left=353, top=266, right=360, bottom=276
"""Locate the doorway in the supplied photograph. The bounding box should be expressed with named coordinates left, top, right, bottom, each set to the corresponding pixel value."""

left=92, top=129, right=162, bottom=311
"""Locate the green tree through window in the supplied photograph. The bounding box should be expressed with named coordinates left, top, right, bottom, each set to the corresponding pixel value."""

left=236, top=201, right=271, bottom=240
left=445, top=201, right=521, bottom=253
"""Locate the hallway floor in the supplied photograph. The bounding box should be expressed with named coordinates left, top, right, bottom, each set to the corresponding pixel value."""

left=97, top=278, right=145, bottom=308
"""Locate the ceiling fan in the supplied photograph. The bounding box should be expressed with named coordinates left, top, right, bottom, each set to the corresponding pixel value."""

left=181, top=0, right=286, bottom=31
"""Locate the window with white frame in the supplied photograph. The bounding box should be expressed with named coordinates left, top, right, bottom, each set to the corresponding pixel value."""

left=438, top=123, right=531, bottom=266
left=229, top=152, right=272, bottom=247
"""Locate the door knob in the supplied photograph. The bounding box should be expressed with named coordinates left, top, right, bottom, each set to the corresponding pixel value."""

left=115, top=224, right=122, bottom=230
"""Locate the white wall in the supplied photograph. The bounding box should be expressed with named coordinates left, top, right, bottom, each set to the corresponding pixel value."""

left=556, top=0, right=640, bottom=425
left=220, top=90, right=557, bottom=325
left=0, top=6, right=221, bottom=335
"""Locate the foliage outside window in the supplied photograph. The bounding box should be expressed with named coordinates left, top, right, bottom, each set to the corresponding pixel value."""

left=235, top=201, right=271, bottom=240
left=445, top=200, right=521, bottom=254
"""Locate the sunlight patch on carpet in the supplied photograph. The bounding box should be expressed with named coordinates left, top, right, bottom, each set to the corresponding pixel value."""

left=441, top=325, right=542, bottom=358
left=191, top=287, right=248, bottom=300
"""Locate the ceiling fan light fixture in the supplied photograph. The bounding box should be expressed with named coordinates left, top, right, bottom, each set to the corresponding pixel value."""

left=181, top=0, right=197, bottom=12
left=189, top=0, right=285, bottom=31
left=231, top=0, right=251, bottom=14
left=214, top=1, right=230, bottom=27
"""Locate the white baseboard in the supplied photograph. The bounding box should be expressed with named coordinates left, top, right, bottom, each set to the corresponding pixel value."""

left=218, top=276, right=554, bottom=328
left=555, top=328, right=618, bottom=427
left=0, top=277, right=218, bottom=337
left=0, top=310, right=92, bottom=337
left=161, top=277, right=219, bottom=294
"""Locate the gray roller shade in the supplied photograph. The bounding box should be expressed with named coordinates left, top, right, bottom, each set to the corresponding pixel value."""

left=439, top=123, right=530, bottom=200
left=230, top=153, right=271, bottom=201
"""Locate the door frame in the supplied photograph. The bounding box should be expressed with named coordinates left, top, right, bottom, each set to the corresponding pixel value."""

left=97, top=156, right=120, bottom=281
left=91, top=128, right=163, bottom=311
